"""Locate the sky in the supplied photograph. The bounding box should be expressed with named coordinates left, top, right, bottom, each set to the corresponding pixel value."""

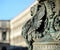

left=0, top=0, right=35, bottom=20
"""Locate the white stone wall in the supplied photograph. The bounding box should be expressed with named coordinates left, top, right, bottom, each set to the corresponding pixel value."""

left=0, top=31, right=2, bottom=40
left=10, top=12, right=32, bottom=47
left=10, top=1, right=37, bottom=46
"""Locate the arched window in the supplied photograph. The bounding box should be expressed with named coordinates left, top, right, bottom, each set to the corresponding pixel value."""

left=2, top=31, right=7, bottom=40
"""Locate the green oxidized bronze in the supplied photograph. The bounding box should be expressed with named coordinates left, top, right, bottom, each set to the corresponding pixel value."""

left=22, top=0, right=60, bottom=50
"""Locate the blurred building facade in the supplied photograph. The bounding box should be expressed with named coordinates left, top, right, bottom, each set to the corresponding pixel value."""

left=0, top=20, right=10, bottom=50
left=0, top=1, right=37, bottom=50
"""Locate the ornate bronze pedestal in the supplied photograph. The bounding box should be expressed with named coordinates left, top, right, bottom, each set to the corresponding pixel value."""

left=22, top=0, right=60, bottom=50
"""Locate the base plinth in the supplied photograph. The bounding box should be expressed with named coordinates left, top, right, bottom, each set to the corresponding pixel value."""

left=33, top=42, right=60, bottom=50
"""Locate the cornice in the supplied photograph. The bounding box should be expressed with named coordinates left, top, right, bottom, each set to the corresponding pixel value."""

left=10, top=1, right=38, bottom=23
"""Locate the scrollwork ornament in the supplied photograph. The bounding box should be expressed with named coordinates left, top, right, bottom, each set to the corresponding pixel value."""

left=53, top=15, right=60, bottom=31
left=44, top=18, right=48, bottom=29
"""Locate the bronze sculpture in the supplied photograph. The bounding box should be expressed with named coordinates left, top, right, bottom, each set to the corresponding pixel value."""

left=22, top=0, right=60, bottom=50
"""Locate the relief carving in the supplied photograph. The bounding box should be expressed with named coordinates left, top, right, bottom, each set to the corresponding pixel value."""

left=22, top=0, right=60, bottom=50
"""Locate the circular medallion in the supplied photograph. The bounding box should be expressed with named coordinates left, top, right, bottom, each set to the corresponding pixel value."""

left=52, top=15, right=60, bottom=41
left=53, top=15, right=60, bottom=31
